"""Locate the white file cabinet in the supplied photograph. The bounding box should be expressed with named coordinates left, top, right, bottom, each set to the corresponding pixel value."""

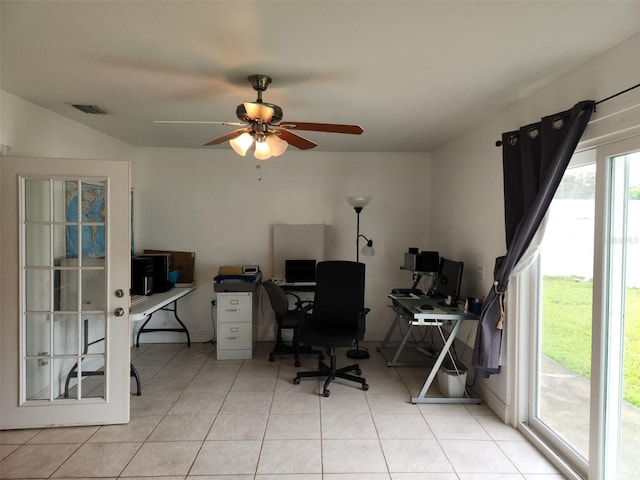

left=216, top=291, right=257, bottom=360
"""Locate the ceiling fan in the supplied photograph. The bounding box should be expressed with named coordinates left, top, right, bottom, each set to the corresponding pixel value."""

left=160, top=74, right=364, bottom=160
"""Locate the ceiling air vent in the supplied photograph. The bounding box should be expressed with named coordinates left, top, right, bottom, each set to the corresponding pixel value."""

left=71, top=104, right=109, bottom=115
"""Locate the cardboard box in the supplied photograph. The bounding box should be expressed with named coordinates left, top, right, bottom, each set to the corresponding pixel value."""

left=218, top=265, right=243, bottom=276
left=144, top=249, right=195, bottom=283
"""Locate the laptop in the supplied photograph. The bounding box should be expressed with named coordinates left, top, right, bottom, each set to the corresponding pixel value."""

left=285, top=259, right=316, bottom=285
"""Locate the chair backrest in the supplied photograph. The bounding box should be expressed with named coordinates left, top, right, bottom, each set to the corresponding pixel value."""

left=312, top=261, right=365, bottom=327
left=262, top=281, right=290, bottom=316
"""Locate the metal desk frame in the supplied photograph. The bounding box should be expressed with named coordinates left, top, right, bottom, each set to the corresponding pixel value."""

left=132, top=285, right=197, bottom=347
left=377, top=295, right=481, bottom=404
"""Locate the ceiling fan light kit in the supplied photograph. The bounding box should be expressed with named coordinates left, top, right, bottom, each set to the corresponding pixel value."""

left=229, top=132, right=254, bottom=156
left=198, top=74, right=363, bottom=160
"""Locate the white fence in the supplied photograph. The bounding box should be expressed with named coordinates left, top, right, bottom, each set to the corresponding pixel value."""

left=541, top=200, right=640, bottom=288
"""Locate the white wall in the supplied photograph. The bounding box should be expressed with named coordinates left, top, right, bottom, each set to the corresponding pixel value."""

left=431, top=31, right=640, bottom=419
left=131, top=147, right=433, bottom=343
left=0, top=91, right=133, bottom=160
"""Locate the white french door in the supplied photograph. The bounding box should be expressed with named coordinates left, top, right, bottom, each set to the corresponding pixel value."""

left=1, top=156, right=131, bottom=429
left=520, top=137, right=640, bottom=479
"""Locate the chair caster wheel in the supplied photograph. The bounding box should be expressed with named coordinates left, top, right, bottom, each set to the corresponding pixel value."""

left=355, top=368, right=362, bottom=376
left=362, top=383, right=369, bottom=391
left=293, top=377, right=301, bottom=385
left=323, top=389, right=330, bottom=397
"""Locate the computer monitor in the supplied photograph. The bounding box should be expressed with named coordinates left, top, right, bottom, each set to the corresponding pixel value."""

left=136, top=253, right=172, bottom=293
left=285, top=259, right=316, bottom=283
left=436, top=257, right=464, bottom=303
left=403, top=250, right=439, bottom=272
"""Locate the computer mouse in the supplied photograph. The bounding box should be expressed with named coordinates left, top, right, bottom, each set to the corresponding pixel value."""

left=420, top=304, right=434, bottom=310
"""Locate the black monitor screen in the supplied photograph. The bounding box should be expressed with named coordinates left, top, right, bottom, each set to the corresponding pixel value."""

left=285, top=259, right=316, bottom=283
left=137, top=253, right=171, bottom=292
left=436, top=258, right=464, bottom=302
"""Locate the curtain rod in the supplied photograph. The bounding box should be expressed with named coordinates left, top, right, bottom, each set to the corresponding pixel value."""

left=495, top=82, right=640, bottom=147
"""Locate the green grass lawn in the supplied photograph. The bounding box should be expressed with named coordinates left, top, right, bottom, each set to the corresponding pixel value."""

left=542, top=276, right=640, bottom=407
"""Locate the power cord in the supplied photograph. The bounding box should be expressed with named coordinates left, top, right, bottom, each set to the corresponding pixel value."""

left=208, top=299, right=217, bottom=345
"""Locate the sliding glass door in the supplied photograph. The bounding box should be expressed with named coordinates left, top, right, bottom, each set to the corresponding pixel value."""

left=592, top=141, right=640, bottom=479
left=523, top=138, right=640, bottom=479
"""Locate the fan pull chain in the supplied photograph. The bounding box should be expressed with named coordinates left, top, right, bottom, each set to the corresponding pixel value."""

left=256, top=163, right=262, bottom=181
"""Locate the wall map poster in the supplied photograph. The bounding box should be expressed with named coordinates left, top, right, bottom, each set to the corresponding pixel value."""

left=65, top=181, right=105, bottom=258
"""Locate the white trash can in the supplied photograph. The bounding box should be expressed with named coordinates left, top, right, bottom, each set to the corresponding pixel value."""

left=437, top=366, right=468, bottom=398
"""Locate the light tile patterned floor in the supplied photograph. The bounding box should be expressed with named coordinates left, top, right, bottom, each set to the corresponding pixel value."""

left=0, top=341, right=566, bottom=479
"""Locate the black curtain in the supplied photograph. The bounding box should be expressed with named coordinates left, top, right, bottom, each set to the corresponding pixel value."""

left=472, top=100, right=595, bottom=377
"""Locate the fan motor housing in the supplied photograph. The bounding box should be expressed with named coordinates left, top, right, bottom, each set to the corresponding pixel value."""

left=236, top=103, right=283, bottom=124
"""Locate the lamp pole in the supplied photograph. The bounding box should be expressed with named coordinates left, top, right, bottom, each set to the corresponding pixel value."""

left=354, top=206, right=363, bottom=263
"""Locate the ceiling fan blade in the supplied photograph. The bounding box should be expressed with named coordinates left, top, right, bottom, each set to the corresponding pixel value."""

left=278, top=122, right=364, bottom=135
left=277, top=129, right=318, bottom=150
left=154, top=120, right=245, bottom=126
left=203, top=129, right=247, bottom=146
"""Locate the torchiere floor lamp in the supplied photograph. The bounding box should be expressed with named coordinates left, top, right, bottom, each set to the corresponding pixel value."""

left=346, top=195, right=375, bottom=359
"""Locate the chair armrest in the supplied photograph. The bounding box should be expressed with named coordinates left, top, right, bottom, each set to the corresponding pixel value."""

left=285, top=292, right=302, bottom=303
left=295, top=299, right=314, bottom=309
left=299, top=302, right=314, bottom=314
left=357, top=308, right=370, bottom=339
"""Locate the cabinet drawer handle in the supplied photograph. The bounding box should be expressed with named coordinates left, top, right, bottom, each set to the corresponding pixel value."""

left=225, top=308, right=239, bottom=312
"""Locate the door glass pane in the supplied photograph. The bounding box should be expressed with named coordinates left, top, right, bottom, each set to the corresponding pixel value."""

left=608, top=152, right=640, bottom=479
left=26, top=269, right=51, bottom=311
left=25, top=357, right=50, bottom=401
left=55, top=357, right=82, bottom=400
left=25, top=224, right=51, bottom=267
left=83, top=315, right=106, bottom=355
left=52, top=180, right=66, bottom=223
left=52, top=314, right=79, bottom=355
left=537, top=163, right=595, bottom=460
left=25, top=314, right=51, bottom=356
left=56, top=268, right=79, bottom=311
left=24, top=179, right=50, bottom=222
left=52, top=224, right=67, bottom=261
left=81, top=262, right=105, bottom=311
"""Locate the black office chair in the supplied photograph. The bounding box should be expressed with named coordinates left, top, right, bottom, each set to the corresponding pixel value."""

left=263, top=280, right=322, bottom=367
left=293, top=261, right=370, bottom=397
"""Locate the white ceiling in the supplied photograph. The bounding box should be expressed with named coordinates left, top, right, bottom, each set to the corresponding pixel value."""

left=2, top=0, right=640, bottom=153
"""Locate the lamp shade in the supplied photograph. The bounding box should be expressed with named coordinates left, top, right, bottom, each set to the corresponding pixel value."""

left=361, top=239, right=375, bottom=257
left=229, top=132, right=253, bottom=156
left=254, top=138, right=273, bottom=160
left=347, top=195, right=371, bottom=209
left=266, top=133, right=288, bottom=157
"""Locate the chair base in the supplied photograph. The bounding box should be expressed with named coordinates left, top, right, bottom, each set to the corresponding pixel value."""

left=294, top=347, right=368, bottom=397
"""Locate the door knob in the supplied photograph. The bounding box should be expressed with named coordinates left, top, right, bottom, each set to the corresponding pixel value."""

left=114, top=307, right=125, bottom=317
left=115, top=289, right=126, bottom=298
